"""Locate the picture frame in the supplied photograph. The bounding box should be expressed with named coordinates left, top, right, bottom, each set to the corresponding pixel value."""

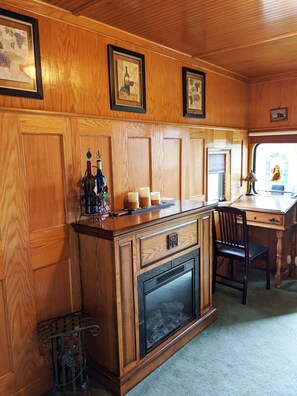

left=0, top=8, right=43, bottom=99
left=108, top=45, right=146, bottom=113
left=182, top=67, right=205, bottom=118
left=270, top=107, right=288, bottom=122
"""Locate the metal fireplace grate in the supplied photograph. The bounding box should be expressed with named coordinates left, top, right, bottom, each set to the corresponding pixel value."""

left=37, top=311, right=100, bottom=396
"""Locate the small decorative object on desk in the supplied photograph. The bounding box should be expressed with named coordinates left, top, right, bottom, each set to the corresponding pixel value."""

left=245, top=169, right=257, bottom=195
left=80, top=149, right=110, bottom=219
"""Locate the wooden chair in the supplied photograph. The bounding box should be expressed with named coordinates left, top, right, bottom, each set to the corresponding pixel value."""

left=212, top=206, right=270, bottom=304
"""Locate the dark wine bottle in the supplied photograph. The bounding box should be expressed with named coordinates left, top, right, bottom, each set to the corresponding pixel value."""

left=124, top=66, right=130, bottom=93
left=96, top=150, right=104, bottom=194
left=83, top=149, right=96, bottom=214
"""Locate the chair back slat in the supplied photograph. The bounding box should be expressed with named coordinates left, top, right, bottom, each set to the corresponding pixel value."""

left=214, top=206, right=248, bottom=252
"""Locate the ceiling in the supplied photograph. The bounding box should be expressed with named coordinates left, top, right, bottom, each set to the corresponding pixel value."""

left=41, top=0, right=297, bottom=80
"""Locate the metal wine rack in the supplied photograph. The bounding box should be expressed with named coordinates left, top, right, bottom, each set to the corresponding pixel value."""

left=37, top=311, right=100, bottom=395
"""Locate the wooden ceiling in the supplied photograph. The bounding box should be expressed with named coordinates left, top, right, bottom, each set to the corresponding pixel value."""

left=41, top=0, right=297, bottom=79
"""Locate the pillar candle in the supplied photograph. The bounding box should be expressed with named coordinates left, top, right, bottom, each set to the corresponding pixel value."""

left=139, top=187, right=150, bottom=198
left=139, top=187, right=151, bottom=208
left=151, top=192, right=161, bottom=205
left=128, top=192, right=139, bottom=203
left=128, top=192, right=139, bottom=210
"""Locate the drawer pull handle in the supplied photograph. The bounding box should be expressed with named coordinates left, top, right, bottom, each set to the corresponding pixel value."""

left=167, top=232, right=178, bottom=249
left=268, top=217, right=280, bottom=223
left=253, top=216, right=257, bottom=220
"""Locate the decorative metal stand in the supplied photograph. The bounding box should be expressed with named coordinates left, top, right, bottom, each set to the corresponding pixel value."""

left=37, top=311, right=100, bottom=396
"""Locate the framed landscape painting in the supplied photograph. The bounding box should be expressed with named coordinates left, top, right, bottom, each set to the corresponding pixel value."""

left=108, top=45, right=146, bottom=113
left=182, top=67, right=205, bottom=118
left=0, top=8, right=43, bottom=98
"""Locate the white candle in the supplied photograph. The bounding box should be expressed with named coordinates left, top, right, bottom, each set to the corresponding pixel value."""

left=128, top=192, right=139, bottom=203
left=139, top=187, right=150, bottom=198
left=151, top=192, right=160, bottom=201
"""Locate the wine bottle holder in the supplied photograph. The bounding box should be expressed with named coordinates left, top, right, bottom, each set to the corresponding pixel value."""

left=80, top=195, right=100, bottom=216
left=80, top=194, right=111, bottom=219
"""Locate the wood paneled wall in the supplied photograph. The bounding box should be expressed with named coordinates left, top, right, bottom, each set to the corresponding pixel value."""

left=0, top=112, right=248, bottom=395
left=0, top=1, right=249, bottom=395
left=249, top=73, right=297, bottom=130
left=1, top=0, right=248, bottom=129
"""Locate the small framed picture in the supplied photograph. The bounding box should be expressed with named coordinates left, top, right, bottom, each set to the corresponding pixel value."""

left=108, top=45, right=146, bottom=113
left=0, top=8, right=43, bottom=98
left=270, top=107, right=288, bottom=122
left=182, top=67, right=205, bottom=118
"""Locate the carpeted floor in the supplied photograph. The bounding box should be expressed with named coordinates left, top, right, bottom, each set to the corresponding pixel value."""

left=124, top=271, right=297, bottom=396
left=47, top=270, right=297, bottom=395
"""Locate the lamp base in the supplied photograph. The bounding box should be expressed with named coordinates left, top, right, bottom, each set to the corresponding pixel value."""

left=246, top=183, right=257, bottom=195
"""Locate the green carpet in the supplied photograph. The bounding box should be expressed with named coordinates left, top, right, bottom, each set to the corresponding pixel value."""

left=125, top=270, right=297, bottom=396
left=46, top=270, right=297, bottom=395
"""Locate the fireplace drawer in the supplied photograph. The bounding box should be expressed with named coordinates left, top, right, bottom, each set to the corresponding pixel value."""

left=138, top=219, right=199, bottom=268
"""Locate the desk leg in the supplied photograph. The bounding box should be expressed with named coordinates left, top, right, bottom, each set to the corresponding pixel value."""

left=274, top=230, right=283, bottom=288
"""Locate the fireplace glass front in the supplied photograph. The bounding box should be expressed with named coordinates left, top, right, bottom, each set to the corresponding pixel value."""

left=138, top=250, right=199, bottom=358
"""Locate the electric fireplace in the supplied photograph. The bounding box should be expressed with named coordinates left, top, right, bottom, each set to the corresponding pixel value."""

left=138, top=250, right=200, bottom=358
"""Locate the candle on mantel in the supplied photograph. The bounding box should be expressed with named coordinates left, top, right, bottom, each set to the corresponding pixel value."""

left=128, top=192, right=139, bottom=210
left=139, top=187, right=151, bottom=208
left=151, top=191, right=161, bottom=206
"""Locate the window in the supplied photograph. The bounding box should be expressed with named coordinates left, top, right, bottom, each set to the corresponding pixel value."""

left=208, top=150, right=228, bottom=201
left=253, top=143, right=297, bottom=197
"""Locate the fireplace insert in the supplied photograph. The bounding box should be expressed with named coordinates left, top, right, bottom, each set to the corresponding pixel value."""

left=138, top=250, right=199, bottom=358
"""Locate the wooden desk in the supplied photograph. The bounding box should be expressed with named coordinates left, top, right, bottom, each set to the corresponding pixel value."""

left=231, top=194, right=297, bottom=288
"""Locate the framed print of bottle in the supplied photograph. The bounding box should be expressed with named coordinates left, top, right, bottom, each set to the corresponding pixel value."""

left=107, top=45, right=146, bottom=113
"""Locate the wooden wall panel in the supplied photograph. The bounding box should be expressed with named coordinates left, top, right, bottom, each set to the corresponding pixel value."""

left=30, top=225, right=70, bottom=270
left=19, top=115, right=77, bottom=325
left=189, top=137, right=205, bottom=200
left=0, top=242, right=4, bottom=281
left=163, top=138, right=181, bottom=199
left=33, top=259, right=72, bottom=321
left=249, top=76, right=297, bottom=130
left=127, top=137, right=151, bottom=192
left=231, top=139, right=244, bottom=199
left=0, top=113, right=39, bottom=392
left=22, top=134, right=66, bottom=232
left=0, top=282, right=11, bottom=377
left=0, top=1, right=249, bottom=129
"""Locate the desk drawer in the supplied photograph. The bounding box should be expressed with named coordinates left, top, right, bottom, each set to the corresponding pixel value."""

left=138, top=220, right=199, bottom=268
left=246, top=211, right=284, bottom=226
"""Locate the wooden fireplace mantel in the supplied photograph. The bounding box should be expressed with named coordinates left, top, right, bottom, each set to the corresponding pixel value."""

left=72, top=200, right=218, bottom=395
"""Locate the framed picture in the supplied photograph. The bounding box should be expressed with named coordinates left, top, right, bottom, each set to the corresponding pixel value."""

left=182, top=67, right=205, bottom=118
left=270, top=107, right=288, bottom=122
left=0, top=8, right=43, bottom=99
left=108, top=45, right=146, bottom=113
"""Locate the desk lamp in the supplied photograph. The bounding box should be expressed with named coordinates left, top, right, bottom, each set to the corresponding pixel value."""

left=245, top=170, right=257, bottom=195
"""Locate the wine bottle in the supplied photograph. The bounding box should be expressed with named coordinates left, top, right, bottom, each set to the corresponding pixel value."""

left=83, top=149, right=96, bottom=214
left=95, top=150, right=104, bottom=195
left=124, top=66, right=130, bottom=93
left=95, top=150, right=110, bottom=218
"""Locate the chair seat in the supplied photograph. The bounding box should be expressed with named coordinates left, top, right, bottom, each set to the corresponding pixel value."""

left=218, top=242, right=269, bottom=261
